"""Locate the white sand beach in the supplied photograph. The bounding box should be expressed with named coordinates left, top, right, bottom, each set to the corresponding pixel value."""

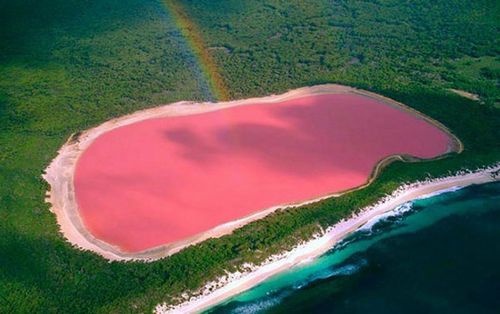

left=156, top=165, right=499, bottom=314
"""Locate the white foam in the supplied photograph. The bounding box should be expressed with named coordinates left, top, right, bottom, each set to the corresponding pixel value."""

left=415, top=185, right=464, bottom=200
left=358, top=202, right=414, bottom=232
left=293, top=258, right=368, bottom=291
left=329, top=259, right=368, bottom=277
left=232, top=295, right=284, bottom=314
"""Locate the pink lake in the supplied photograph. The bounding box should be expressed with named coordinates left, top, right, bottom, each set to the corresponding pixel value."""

left=74, top=94, right=452, bottom=252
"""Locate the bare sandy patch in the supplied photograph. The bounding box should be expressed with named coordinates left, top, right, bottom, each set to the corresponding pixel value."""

left=449, top=88, right=480, bottom=101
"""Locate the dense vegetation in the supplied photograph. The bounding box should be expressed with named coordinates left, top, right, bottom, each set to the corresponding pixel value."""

left=0, top=0, right=498, bottom=313
left=182, top=0, right=499, bottom=105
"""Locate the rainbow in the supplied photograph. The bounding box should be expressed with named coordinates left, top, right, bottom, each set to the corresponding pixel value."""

left=163, top=0, right=230, bottom=101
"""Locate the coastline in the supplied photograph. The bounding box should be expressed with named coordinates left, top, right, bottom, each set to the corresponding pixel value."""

left=42, top=84, right=462, bottom=261
left=155, top=165, right=499, bottom=314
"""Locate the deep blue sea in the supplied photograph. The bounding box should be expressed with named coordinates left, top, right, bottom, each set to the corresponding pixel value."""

left=206, top=182, right=500, bottom=314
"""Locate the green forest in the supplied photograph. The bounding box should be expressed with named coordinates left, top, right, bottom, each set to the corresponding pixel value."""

left=0, top=0, right=499, bottom=313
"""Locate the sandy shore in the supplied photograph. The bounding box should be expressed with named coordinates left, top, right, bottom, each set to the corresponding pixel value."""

left=156, top=165, right=499, bottom=314
left=449, top=88, right=480, bottom=101
left=43, top=84, right=462, bottom=261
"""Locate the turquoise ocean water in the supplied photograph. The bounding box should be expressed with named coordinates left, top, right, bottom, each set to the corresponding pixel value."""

left=206, top=181, right=500, bottom=314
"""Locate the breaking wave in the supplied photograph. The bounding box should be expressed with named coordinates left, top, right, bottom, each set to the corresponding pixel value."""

left=292, top=257, right=368, bottom=290
left=415, top=186, right=464, bottom=200
left=227, top=296, right=284, bottom=314
left=358, top=202, right=414, bottom=233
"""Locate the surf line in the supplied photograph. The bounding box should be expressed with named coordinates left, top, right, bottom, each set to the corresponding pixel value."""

left=163, top=0, right=230, bottom=101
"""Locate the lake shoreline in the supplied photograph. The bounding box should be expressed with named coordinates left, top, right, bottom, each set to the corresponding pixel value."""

left=42, top=84, right=461, bottom=261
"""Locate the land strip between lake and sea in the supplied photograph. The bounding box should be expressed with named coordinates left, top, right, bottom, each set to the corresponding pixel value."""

left=156, top=165, right=500, bottom=314
left=43, top=84, right=462, bottom=261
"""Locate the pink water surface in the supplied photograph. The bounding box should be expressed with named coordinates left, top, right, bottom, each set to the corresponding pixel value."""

left=74, top=94, right=451, bottom=252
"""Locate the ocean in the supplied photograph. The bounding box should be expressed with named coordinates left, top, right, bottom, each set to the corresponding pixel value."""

left=206, top=181, right=500, bottom=314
